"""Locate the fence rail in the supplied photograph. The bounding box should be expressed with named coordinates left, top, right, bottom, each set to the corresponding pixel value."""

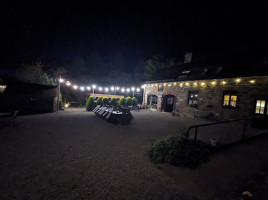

left=185, top=115, right=268, bottom=142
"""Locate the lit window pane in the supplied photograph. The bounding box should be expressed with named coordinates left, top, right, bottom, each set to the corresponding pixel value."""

left=256, top=100, right=260, bottom=107
left=231, top=95, right=237, bottom=102
left=261, top=100, right=266, bottom=107
left=260, top=107, right=264, bottom=114
left=224, top=95, right=230, bottom=101
left=230, top=101, right=236, bottom=107
left=223, top=100, right=229, bottom=106
left=255, top=107, right=260, bottom=114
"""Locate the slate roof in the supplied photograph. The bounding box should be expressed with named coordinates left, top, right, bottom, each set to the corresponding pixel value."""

left=146, top=53, right=268, bottom=83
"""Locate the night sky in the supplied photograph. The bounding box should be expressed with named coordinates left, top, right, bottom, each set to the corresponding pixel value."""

left=2, top=1, right=268, bottom=72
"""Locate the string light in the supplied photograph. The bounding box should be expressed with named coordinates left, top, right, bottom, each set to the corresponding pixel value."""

left=235, top=78, right=241, bottom=83
left=221, top=81, right=227, bottom=85
left=249, top=80, right=255, bottom=84
left=66, top=81, right=71, bottom=86
left=179, top=83, right=183, bottom=87
left=211, top=81, right=216, bottom=86
left=80, top=86, right=85, bottom=91
left=185, top=82, right=189, bottom=86
left=168, top=83, right=171, bottom=86
left=173, top=82, right=177, bottom=86
left=200, top=82, right=206, bottom=87
left=193, top=82, right=198, bottom=87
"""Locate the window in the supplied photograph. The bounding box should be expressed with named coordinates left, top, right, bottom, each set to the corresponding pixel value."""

left=223, top=91, right=237, bottom=108
left=188, top=91, right=198, bottom=107
left=147, top=95, right=158, bottom=105
left=158, top=85, right=163, bottom=92
left=255, top=100, right=267, bottom=115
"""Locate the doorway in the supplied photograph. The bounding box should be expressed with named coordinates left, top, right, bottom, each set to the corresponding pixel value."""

left=163, top=95, right=175, bottom=112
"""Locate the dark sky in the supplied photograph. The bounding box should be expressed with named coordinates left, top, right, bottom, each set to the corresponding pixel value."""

left=2, top=1, right=268, bottom=70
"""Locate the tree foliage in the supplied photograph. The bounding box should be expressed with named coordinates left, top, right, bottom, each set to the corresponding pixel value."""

left=110, top=97, right=117, bottom=106
left=132, top=97, right=138, bottom=106
left=18, top=62, right=55, bottom=85
left=102, top=97, right=109, bottom=105
left=119, top=97, right=126, bottom=107
left=86, top=96, right=95, bottom=111
left=126, top=96, right=132, bottom=106
left=96, top=97, right=103, bottom=105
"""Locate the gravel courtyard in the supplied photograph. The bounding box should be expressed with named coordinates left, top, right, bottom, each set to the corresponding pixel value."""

left=0, top=108, right=203, bottom=200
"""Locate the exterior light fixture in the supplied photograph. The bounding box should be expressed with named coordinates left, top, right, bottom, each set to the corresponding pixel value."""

left=179, top=83, right=183, bottom=87
left=168, top=83, right=171, bottom=86
left=211, top=81, right=216, bottom=85
left=249, top=80, right=255, bottom=84
left=235, top=78, right=241, bottom=83
left=185, top=82, right=190, bottom=86
left=173, top=82, right=177, bottom=85
left=221, top=81, right=227, bottom=85
left=105, top=87, right=109, bottom=92
left=141, top=85, right=145, bottom=89
left=193, top=82, right=198, bottom=87
left=86, top=86, right=91, bottom=90
left=116, top=87, right=120, bottom=90
left=59, top=78, right=64, bottom=83
left=73, top=85, right=78, bottom=90
left=66, top=81, right=71, bottom=86
left=98, top=87, right=103, bottom=91
left=80, top=86, right=85, bottom=91
left=111, top=86, right=115, bottom=91
left=92, top=85, right=96, bottom=89
left=200, top=82, right=206, bottom=87
left=121, top=88, right=125, bottom=92
left=131, top=87, right=135, bottom=91
left=136, top=88, right=140, bottom=92
left=126, top=88, right=130, bottom=92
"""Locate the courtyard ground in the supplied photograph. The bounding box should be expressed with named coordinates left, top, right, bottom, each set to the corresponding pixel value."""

left=0, top=108, right=267, bottom=200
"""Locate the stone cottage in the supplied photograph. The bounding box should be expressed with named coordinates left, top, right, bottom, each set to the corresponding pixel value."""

left=143, top=53, right=268, bottom=119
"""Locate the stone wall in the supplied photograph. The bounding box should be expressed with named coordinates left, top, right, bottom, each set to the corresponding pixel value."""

left=143, top=76, right=268, bottom=119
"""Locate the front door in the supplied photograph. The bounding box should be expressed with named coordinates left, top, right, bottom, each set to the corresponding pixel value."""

left=164, top=95, right=174, bottom=112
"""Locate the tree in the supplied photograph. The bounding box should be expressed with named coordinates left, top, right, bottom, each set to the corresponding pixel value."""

left=96, top=97, right=103, bottom=105
left=119, top=97, right=126, bottom=107
left=132, top=97, right=138, bottom=106
left=102, top=97, right=109, bottom=105
left=18, top=62, right=55, bottom=85
left=126, top=96, right=132, bottom=106
left=86, top=96, right=95, bottom=111
left=110, top=97, right=117, bottom=106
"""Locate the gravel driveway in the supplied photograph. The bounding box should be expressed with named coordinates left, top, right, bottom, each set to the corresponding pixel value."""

left=0, top=108, right=201, bottom=200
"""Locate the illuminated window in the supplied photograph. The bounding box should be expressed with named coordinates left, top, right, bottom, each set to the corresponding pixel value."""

left=188, top=91, right=198, bottom=107
left=255, top=100, right=267, bottom=115
left=158, top=85, right=163, bottom=92
left=223, top=91, right=237, bottom=108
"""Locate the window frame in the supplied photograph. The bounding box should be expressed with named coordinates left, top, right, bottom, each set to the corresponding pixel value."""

left=222, top=90, right=238, bottom=109
left=255, top=99, right=268, bottom=115
left=188, top=90, right=198, bottom=108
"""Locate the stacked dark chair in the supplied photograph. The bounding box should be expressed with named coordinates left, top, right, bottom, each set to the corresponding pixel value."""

left=93, top=105, right=133, bottom=125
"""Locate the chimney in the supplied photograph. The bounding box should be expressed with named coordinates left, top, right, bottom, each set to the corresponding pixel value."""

left=184, top=52, right=192, bottom=63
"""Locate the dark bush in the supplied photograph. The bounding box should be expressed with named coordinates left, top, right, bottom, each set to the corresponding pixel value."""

left=110, top=97, right=117, bottom=106
left=148, top=136, right=214, bottom=168
left=126, top=96, right=132, bottom=106
left=132, top=97, right=138, bottom=106
left=102, top=97, right=109, bottom=105
left=119, top=97, right=126, bottom=107
left=86, top=96, right=95, bottom=111
left=96, top=97, right=103, bottom=105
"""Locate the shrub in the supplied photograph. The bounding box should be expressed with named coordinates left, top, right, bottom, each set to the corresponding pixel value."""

left=102, top=97, right=109, bottom=105
left=132, top=97, right=137, bottom=106
left=110, top=97, right=117, bottom=106
left=119, top=97, right=126, bottom=107
left=126, top=96, right=132, bottom=106
left=86, top=96, right=95, bottom=111
left=148, top=136, right=214, bottom=168
left=96, top=97, right=103, bottom=105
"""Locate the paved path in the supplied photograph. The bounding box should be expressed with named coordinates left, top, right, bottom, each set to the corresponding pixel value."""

left=0, top=108, right=267, bottom=200
left=0, top=108, right=203, bottom=200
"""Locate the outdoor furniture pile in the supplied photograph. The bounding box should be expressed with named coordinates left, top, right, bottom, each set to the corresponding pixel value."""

left=93, top=105, right=133, bottom=125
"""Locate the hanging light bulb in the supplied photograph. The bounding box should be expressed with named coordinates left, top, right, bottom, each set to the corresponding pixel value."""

left=86, top=86, right=91, bottom=90
left=131, top=87, right=135, bottom=91
left=136, top=88, right=140, bottom=92
left=126, top=88, right=130, bottom=92
left=66, top=81, right=71, bottom=86
left=121, top=88, right=125, bottom=92
left=98, top=87, right=103, bottom=91
left=80, top=86, right=85, bottom=91
left=110, top=86, right=115, bottom=91
left=105, top=87, right=109, bottom=92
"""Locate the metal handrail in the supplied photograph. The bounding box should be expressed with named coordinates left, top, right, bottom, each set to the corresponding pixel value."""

left=186, top=115, right=268, bottom=141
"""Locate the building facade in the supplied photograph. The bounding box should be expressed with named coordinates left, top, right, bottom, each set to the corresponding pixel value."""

left=143, top=55, right=268, bottom=119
